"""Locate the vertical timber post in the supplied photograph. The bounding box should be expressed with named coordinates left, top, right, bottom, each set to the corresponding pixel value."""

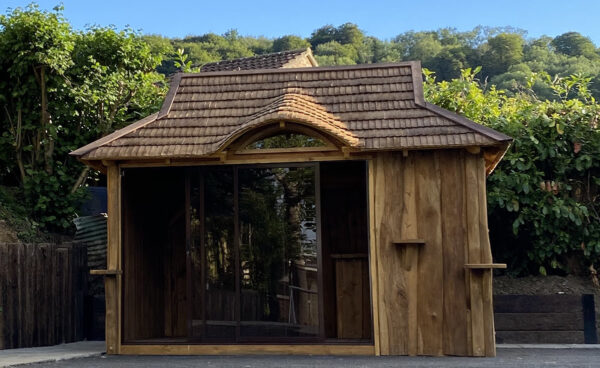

left=105, top=163, right=122, bottom=354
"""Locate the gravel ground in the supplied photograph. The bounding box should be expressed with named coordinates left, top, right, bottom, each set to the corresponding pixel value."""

left=22, top=348, right=600, bottom=368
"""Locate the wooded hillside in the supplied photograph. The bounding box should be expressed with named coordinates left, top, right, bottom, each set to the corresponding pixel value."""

left=148, top=24, right=600, bottom=100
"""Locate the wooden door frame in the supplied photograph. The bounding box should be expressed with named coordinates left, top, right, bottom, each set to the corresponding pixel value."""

left=111, top=157, right=378, bottom=355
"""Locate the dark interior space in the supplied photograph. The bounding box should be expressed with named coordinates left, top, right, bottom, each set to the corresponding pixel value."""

left=121, top=167, right=187, bottom=342
left=320, top=161, right=371, bottom=340
left=120, top=161, right=371, bottom=344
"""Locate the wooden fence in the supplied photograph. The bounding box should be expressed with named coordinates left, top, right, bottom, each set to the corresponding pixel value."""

left=0, top=242, right=87, bottom=349
left=494, top=294, right=598, bottom=344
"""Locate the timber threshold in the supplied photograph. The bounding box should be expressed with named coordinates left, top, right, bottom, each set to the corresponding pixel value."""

left=119, top=344, right=375, bottom=355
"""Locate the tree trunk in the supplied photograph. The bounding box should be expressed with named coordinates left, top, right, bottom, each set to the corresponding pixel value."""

left=40, top=66, right=54, bottom=175
left=15, top=108, right=25, bottom=184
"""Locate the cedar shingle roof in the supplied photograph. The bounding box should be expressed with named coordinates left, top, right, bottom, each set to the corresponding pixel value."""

left=200, top=48, right=317, bottom=72
left=71, top=61, right=511, bottom=164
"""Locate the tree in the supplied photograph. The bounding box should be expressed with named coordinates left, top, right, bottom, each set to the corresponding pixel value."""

left=143, top=34, right=176, bottom=74
left=0, top=4, right=73, bottom=183
left=272, top=35, right=310, bottom=52
left=393, top=31, right=442, bottom=64
left=552, top=32, right=598, bottom=59
left=314, top=41, right=357, bottom=66
left=481, top=33, right=524, bottom=77
left=309, top=25, right=337, bottom=47
left=0, top=5, right=166, bottom=230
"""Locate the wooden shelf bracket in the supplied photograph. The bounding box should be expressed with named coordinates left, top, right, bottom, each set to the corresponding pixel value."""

left=393, top=239, right=426, bottom=246
left=464, top=263, right=507, bottom=270
left=90, top=269, right=123, bottom=276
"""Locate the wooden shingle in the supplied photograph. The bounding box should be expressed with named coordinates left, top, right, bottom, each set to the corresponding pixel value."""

left=71, top=61, right=511, bottom=163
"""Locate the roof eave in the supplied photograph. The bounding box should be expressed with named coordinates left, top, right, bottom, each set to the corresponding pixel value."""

left=69, top=112, right=160, bottom=158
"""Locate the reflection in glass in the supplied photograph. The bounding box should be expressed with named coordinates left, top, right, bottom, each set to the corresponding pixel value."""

left=190, top=168, right=235, bottom=341
left=238, top=166, right=318, bottom=338
left=246, top=132, right=326, bottom=149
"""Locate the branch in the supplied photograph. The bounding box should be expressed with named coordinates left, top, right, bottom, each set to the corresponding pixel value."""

left=70, top=167, right=91, bottom=194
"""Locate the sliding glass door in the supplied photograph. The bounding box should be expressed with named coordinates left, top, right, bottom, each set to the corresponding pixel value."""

left=187, top=164, right=321, bottom=342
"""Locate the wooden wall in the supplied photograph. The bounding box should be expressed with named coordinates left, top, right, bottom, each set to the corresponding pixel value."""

left=371, top=149, right=496, bottom=357
left=320, top=161, right=371, bottom=340
left=121, top=167, right=187, bottom=342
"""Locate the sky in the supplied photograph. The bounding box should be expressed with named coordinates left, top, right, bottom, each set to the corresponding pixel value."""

left=3, top=0, right=600, bottom=44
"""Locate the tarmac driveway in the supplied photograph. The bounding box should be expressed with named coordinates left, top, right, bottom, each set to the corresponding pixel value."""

left=23, top=348, right=600, bottom=368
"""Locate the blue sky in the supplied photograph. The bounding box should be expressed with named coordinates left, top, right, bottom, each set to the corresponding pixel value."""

left=3, top=0, right=600, bottom=44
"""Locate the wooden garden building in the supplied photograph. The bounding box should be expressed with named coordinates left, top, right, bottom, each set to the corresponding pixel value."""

left=71, top=49, right=512, bottom=357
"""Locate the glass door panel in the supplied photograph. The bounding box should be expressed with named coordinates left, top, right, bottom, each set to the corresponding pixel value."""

left=189, top=168, right=236, bottom=341
left=237, top=166, right=319, bottom=339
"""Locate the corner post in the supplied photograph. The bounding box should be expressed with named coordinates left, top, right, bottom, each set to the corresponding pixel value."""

left=105, top=163, right=122, bottom=354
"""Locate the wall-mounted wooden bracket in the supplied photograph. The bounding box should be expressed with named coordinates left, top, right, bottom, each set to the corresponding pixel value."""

left=394, top=239, right=426, bottom=246
left=464, top=263, right=506, bottom=270
left=393, top=240, right=424, bottom=273
left=90, top=269, right=123, bottom=276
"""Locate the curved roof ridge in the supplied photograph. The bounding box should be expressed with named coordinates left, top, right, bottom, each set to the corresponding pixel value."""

left=213, top=91, right=361, bottom=152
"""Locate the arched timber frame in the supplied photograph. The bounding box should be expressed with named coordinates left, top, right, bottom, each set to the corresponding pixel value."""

left=231, top=122, right=339, bottom=153
left=215, top=120, right=361, bottom=163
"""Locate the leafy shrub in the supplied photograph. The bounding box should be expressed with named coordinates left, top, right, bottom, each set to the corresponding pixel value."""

left=424, top=67, right=600, bottom=275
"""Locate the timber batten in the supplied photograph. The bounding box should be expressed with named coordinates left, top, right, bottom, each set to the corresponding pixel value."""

left=74, top=53, right=510, bottom=357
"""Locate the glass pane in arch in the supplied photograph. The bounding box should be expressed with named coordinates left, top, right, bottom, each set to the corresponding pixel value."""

left=246, top=132, right=327, bottom=150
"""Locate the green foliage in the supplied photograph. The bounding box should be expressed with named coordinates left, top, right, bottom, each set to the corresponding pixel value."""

left=0, top=186, right=46, bottom=241
left=139, top=24, right=600, bottom=101
left=424, top=68, right=600, bottom=275
left=272, top=35, right=310, bottom=52
left=552, top=32, right=598, bottom=59
left=174, top=48, right=199, bottom=72
left=0, top=4, right=166, bottom=232
left=482, top=33, right=524, bottom=76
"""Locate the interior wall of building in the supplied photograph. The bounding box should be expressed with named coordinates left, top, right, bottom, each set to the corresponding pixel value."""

left=121, top=167, right=187, bottom=342
left=320, top=161, right=372, bottom=340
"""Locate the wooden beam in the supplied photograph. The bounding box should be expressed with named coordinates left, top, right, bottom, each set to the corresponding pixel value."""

left=105, top=163, right=122, bottom=354
left=219, top=151, right=228, bottom=162
left=118, top=344, right=375, bottom=356
left=117, top=153, right=376, bottom=168
left=465, top=154, right=484, bottom=356
left=367, top=159, right=381, bottom=356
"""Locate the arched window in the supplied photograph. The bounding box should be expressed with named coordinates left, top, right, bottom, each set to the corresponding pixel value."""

left=232, top=122, right=339, bottom=155
left=246, top=132, right=326, bottom=149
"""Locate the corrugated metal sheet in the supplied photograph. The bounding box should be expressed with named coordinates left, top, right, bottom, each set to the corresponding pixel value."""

left=73, top=214, right=107, bottom=271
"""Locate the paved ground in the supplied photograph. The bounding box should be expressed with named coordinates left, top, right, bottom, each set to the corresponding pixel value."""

left=12, top=347, right=600, bottom=368
left=0, top=341, right=104, bottom=367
